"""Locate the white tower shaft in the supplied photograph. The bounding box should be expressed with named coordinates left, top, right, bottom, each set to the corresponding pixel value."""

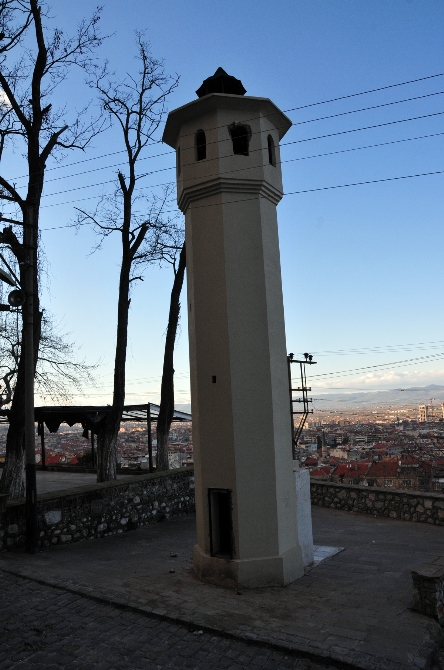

left=163, top=78, right=305, bottom=587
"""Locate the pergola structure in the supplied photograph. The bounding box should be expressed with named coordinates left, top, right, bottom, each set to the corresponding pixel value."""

left=0, top=403, right=192, bottom=473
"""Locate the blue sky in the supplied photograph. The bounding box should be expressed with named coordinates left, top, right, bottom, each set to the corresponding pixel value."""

left=4, top=0, right=444, bottom=405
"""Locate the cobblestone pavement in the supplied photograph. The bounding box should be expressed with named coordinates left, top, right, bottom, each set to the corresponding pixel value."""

left=2, top=508, right=443, bottom=670
left=0, top=571, right=338, bottom=670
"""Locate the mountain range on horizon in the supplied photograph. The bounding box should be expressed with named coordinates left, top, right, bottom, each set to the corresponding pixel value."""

left=175, top=385, right=444, bottom=414
left=312, top=384, right=444, bottom=409
left=392, top=384, right=444, bottom=392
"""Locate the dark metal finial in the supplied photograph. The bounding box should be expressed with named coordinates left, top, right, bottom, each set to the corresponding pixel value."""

left=196, top=68, right=246, bottom=98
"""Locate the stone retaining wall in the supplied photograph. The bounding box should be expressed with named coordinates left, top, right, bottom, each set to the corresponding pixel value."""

left=0, top=467, right=195, bottom=551
left=34, top=465, right=148, bottom=475
left=311, top=480, right=444, bottom=525
left=411, top=558, right=444, bottom=626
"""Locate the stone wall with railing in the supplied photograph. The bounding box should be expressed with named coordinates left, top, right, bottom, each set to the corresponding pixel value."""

left=0, top=467, right=195, bottom=551
left=311, top=480, right=444, bottom=525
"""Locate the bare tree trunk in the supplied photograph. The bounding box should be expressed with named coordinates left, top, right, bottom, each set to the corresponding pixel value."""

left=156, top=243, right=186, bottom=472
left=96, top=234, right=132, bottom=482
left=0, top=2, right=102, bottom=497
left=0, top=226, right=42, bottom=499
left=0, top=314, right=42, bottom=498
left=84, top=39, right=179, bottom=481
left=96, top=418, right=119, bottom=481
left=0, top=340, right=25, bottom=497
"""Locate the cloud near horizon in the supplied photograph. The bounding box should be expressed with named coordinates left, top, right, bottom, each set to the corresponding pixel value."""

left=314, top=367, right=444, bottom=392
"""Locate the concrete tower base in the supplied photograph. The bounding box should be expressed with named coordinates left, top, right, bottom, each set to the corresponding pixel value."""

left=193, top=543, right=303, bottom=589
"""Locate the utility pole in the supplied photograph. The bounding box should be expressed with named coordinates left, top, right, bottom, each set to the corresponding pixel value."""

left=287, top=352, right=317, bottom=459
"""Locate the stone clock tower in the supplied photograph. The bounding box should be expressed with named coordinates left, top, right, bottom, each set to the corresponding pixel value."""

left=163, top=69, right=305, bottom=587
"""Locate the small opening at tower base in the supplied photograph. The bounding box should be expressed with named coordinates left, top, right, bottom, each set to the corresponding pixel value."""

left=209, top=489, right=233, bottom=558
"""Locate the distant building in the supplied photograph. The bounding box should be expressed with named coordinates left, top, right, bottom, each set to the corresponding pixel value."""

left=419, top=405, right=429, bottom=423
left=364, top=458, right=432, bottom=491
left=331, top=462, right=371, bottom=485
left=303, top=456, right=320, bottom=468
left=329, top=447, right=360, bottom=461
left=310, top=465, right=332, bottom=480
left=321, top=430, right=328, bottom=461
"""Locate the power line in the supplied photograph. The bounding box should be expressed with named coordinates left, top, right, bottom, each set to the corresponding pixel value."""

left=286, top=71, right=444, bottom=111
left=6, top=129, right=438, bottom=227
left=116, top=73, right=444, bottom=151
left=11, top=148, right=170, bottom=183
left=312, top=356, right=444, bottom=381
left=38, top=165, right=444, bottom=228
left=285, top=130, right=444, bottom=164
left=41, top=194, right=106, bottom=215
left=113, top=110, right=444, bottom=175
left=40, top=174, right=178, bottom=200
left=310, top=387, right=396, bottom=391
left=3, top=84, right=442, bottom=220
left=38, top=125, right=444, bottom=200
left=308, top=353, right=444, bottom=379
left=34, top=127, right=444, bottom=192
left=7, top=71, right=444, bottom=183
left=30, top=90, right=444, bottom=187
left=285, top=110, right=444, bottom=146
left=292, top=90, right=444, bottom=126
left=284, top=167, right=444, bottom=196
left=95, top=348, right=444, bottom=391
left=41, top=160, right=174, bottom=187
left=144, top=121, right=444, bottom=181
left=72, top=109, right=433, bottom=200
left=307, top=339, right=444, bottom=357
left=36, top=110, right=444, bottom=201
left=112, top=72, right=444, bottom=149
left=57, top=108, right=444, bottom=184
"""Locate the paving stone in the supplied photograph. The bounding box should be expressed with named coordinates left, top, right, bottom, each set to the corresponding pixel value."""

left=0, top=571, right=339, bottom=670
left=2, top=507, right=444, bottom=670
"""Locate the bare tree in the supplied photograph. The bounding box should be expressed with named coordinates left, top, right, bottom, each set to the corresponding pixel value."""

left=0, top=305, right=96, bottom=408
left=78, top=36, right=180, bottom=482
left=156, top=241, right=186, bottom=472
left=0, top=1, right=104, bottom=498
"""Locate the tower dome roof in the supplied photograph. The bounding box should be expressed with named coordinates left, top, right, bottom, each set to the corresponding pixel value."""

left=196, top=68, right=246, bottom=98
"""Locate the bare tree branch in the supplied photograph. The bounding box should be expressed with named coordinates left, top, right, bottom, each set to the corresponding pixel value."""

left=0, top=305, right=97, bottom=407
left=0, top=176, right=23, bottom=203
left=79, top=36, right=180, bottom=482
left=0, top=1, right=32, bottom=56
left=0, top=1, right=105, bottom=498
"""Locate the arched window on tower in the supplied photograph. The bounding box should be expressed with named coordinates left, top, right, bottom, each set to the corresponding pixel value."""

left=176, top=146, right=181, bottom=175
left=267, top=134, right=276, bottom=167
left=228, top=123, right=252, bottom=156
left=195, top=129, right=206, bottom=161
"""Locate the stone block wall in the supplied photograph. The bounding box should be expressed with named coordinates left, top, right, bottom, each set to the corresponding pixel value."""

left=0, top=467, right=195, bottom=551
left=311, top=480, right=444, bottom=525
left=411, top=558, right=444, bottom=627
